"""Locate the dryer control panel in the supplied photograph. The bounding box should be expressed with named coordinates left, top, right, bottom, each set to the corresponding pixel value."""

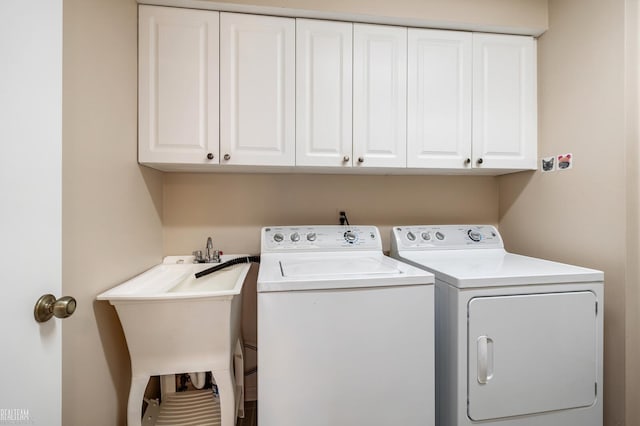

left=262, top=226, right=382, bottom=253
left=391, top=225, right=504, bottom=251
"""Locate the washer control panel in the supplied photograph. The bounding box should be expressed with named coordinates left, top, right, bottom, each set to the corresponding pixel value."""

left=262, top=226, right=382, bottom=252
left=392, top=225, right=503, bottom=250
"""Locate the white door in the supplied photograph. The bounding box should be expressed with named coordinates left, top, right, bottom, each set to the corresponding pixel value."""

left=467, top=291, right=597, bottom=421
left=296, top=19, right=353, bottom=168
left=353, top=24, right=407, bottom=168
left=407, top=29, right=472, bottom=169
left=472, top=33, right=537, bottom=170
left=138, top=6, right=220, bottom=166
left=220, top=13, right=295, bottom=166
left=0, top=1, right=63, bottom=425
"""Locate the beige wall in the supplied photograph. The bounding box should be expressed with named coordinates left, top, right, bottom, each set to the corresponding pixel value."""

left=62, top=0, right=164, bottom=424
left=625, top=1, right=640, bottom=424
left=498, top=1, right=627, bottom=425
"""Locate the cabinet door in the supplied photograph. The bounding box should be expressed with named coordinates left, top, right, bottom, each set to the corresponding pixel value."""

left=353, top=24, right=407, bottom=168
left=296, top=19, right=353, bottom=168
left=472, top=34, right=537, bottom=170
left=138, top=6, right=219, bottom=165
left=220, top=13, right=295, bottom=166
left=407, top=29, right=472, bottom=169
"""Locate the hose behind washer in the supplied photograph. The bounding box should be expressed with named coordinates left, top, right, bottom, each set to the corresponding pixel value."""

left=194, top=255, right=260, bottom=279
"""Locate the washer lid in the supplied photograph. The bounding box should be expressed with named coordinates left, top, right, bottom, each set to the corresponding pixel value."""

left=280, top=256, right=401, bottom=278
left=258, top=253, right=434, bottom=292
left=396, top=249, right=603, bottom=288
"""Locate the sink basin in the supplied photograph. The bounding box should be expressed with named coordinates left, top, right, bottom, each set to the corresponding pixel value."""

left=96, top=255, right=251, bottom=426
left=97, top=255, right=248, bottom=300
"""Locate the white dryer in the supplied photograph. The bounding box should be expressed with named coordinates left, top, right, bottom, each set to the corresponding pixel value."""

left=257, top=225, right=435, bottom=426
left=390, top=225, right=603, bottom=426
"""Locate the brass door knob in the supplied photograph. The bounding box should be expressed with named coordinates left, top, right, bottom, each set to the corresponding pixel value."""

left=34, top=294, right=77, bottom=323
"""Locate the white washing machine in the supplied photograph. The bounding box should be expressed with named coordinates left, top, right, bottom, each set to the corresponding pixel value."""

left=257, top=225, right=435, bottom=426
left=390, top=225, right=603, bottom=426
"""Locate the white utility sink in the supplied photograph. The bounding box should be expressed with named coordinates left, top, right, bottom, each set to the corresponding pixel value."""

left=97, top=255, right=251, bottom=426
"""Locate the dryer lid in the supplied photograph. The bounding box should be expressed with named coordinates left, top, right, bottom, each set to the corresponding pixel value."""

left=396, top=250, right=603, bottom=288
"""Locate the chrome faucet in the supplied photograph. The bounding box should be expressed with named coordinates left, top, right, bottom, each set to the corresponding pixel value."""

left=193, top=236, right=221, bottom=263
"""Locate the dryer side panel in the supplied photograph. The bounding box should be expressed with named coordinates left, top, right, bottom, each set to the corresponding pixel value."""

left=467, top=291, right=597, bottom=421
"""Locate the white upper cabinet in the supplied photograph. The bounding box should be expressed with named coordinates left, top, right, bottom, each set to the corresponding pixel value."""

left=137, top=5, right=538, bottom=174
left=353, top=24, right=407, bottom=168
left=138, top=6, right=220, bottom=165
left=472, top=33, right=537, bottom=170
left=407, top=29, right=472, bottom=169
left=296, top=19, right=353, bottom=168
left=220, top=13, right=295, bottom=166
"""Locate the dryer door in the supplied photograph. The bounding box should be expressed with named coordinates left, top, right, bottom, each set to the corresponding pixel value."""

left=467, top=291, right=597, bottom=421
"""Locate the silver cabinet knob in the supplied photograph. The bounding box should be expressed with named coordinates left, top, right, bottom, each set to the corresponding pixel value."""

left=207, top=153, right=215, bottom=160
left=357, top=157, right=364, bottom=164
left=224, top=154, right=231, bottom=161
left=343, top=156, right=350, bottom=163
left=34, top=294, right=77, bottom=323
left=477, top=158, right=484, bottom=165
left=465, top=158, right=471, bottom=165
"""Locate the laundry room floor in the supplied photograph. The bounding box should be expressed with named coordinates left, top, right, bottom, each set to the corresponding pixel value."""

left=237, top=401, right=257, bottom=426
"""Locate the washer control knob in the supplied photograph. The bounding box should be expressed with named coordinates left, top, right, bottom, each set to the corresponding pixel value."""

left=421, top=232, right=431, bottom=241
left=290, top=232, right=300, bottom=242
left=273, top=233, right=284, bottom=243
left=468, top=229, right=482, bottom=242
left=406, top=231, right=416, bottom=241
left=306, top=232, right=317, bottom=242
left=344, top=230, right=358, bottom=243
left=435, top=231, right=445, bottom=241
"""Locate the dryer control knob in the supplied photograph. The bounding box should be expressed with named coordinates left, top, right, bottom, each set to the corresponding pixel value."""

left=306, top=232, right=317, bottom=242
left=468, top=229, right=482, bottom=242
left=421, top=232, right=431, bottom=241
left=435, top=231, right=445, bottom=241
left=273, top=233, right=284, bottom=243
left=344, top=230, right=357, bottom=243
left=290, top=232, right=300, bottom=242
left=406, top=231, right=416, bottom=241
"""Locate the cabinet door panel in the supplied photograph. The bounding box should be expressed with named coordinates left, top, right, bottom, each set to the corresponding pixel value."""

left=138, top=6, right=219, bottom=165
left=220, top=13, right=295, bottom=166
left=296, top=19, right=353, bottom=168
left=407, top=29, right=472, bottom=169
left=473, top=34, right=537, bottom=170
left=353, top=24, right=407, bottom=168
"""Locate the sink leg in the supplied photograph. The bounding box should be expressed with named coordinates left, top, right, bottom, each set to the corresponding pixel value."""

left=127, top=374, right=149, bottom=426
left=234, top=339, right=245, bottom=418
left=213, top=369, right=235, bottom=426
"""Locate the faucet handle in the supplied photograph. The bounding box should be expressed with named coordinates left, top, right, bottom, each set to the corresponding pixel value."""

left=192, top=250, right=204, bottom=263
